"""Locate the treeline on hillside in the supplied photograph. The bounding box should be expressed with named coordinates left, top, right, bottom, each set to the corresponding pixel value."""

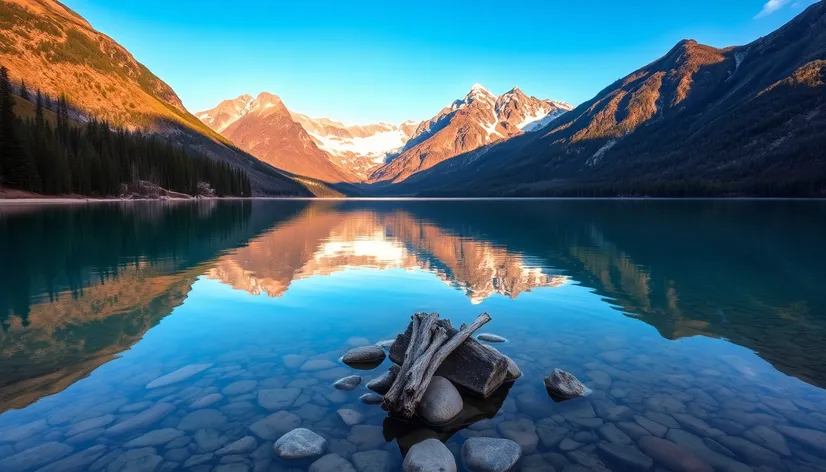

left=0, top=66, right=251, bottom=197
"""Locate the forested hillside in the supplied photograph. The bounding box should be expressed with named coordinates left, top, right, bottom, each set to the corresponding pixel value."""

left=0, top=66, right=250, bottom=197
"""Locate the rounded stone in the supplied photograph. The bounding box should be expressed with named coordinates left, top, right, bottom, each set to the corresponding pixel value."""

left=477, top=333, right=508, bottom=343
left=417, top=376, right=463, bottom=425
left=337, top=409, right=365, bottom=426
left=544, top=369, right=591, bottom=399
left=342, top=346, right=386, bottom=366
left=403, top=438, right=456, bottom=472
left=310, top=453, right=357, bottom=472
left=274, top=428, right=327, bottom=460
left=333, top=375, right=362, bottom=391
left=360, top=393, right=384, bottom=405
left=461, top=437, right=522, bottom=472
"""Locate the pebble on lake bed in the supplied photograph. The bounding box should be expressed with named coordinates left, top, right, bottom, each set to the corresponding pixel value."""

left=461, top=437, right=522, bottom=472
left=360, top=393, right=384, bottom=405
left=477, top=333, right=508, bottom=343
left=333, top=375, right=362, bottom=391
left=403, top=438, right=457, bottom=472
left=342, top=346, right=387, bottom=366
left=274, top=428, right=327, bottom=460
left=544, top=368, right=592, bottom=400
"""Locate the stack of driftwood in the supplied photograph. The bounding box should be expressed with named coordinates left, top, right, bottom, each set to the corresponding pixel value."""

left=381, top=312, right=511, bottom=420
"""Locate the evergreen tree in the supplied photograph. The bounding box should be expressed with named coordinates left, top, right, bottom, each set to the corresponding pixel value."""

left=19, top=80, right=29, bottom=101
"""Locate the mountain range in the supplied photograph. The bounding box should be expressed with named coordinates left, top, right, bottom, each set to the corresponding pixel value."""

left=196, top=85, right=572, bottom=184
left=1, top=0, right=824, bottom=197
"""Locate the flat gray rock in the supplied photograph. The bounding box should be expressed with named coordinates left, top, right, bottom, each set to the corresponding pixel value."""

left=596, top=442, right=653, bottom=471
left=146, top=363, right=212, bottom=388
left=0, top=442, right=74, bottom=471
left=249, top=411, right=301, bottom=440
left=360, top=393, right=384, bottom=405
left=309, top=453, right=357, bottom=472
left=333, top=375, right=362, bottom=391
left=300, top=359, right=337, bottom=371
left=106, top=447, right=163, bottom=472
left=274, top=428, right=327, bottom=460
left=777, top=425, right=826, bottom=454
left=366, top=366, right=399, bottom=394
left=191, top=393, right=224, bottom=409
left=403, top=438, right=456, bottom=472
left=342, top=346, right=386, bottom=365
left=124, top=428, right=184, bottom=447
left=544, top=369, right=591, bottom=399
left=217, top=436, right=258, bottom=455
left=222, top=380, right=258, bottom=396
left=337, top=409, right=365, bottom=426
left=477, top=333, right=508, bottom=343
left=461, top=437, right=522, bottom=472
left=177, top=408, right=227, bottom=431
left=106, top=402, right=176, bottom=436
left=638, top=436, right=712, bottom=472
left=0, top=419, right=47, bottom=443
left=417, top=376, right=463, bottom=425
left=497, top=419, right=539, bottom=454
left=34, top=444, right=107, bottom=472
left=352, top=450, right=393, bottom=472
left=258, top=388, right=301, bottom=410
left=66, top=414, right=115, bottom=436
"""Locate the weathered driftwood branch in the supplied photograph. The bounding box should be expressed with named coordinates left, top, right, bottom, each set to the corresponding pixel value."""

left=399, top=313, right=490, bottom=418
left=384, top=313, right=434, bottom=407
left=382, top=312, right=493, bottom=420
left=389, top=318, right=509, bottom=398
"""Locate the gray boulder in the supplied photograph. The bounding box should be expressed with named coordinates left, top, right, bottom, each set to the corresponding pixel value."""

left=403, top=438, right=456, bottom=472
left=461, top=437, right=522, bottom=472
left=367, top=366, right=399, bottom=394
left=274, top=428, right=327, bottom=460
left=343, top=346, right=386, bottom=365
left=334, top=375, right=362, bottom=391
left=360, top=393, right=384, bottom=405
left=310, top=453, right=357, bottom=472
left=544, top=369, right=592, bottom=399
left=416, top=376, right=463, bottom=425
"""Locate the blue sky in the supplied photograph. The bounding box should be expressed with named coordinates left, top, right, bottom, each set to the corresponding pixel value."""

left=62, top=0, right=817, bottom=124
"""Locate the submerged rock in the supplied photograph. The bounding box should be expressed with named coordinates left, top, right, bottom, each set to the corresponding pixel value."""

left=417, top=376, right=463, bottom=425
left=310, top=453, right=357, bottom=472
left=461, top=437, right=522, bottom=472
left=360, top=393, right=384, bottom=405
left=249, top=411, right=301, bottom=440
left=376, top=340, right=395, bottom=351
left=274, top=428, right=327, bottom=460
left=146, top=363, right=212, bottom=389
left=217, top=436, right=258, bottom=455
left=477, top=333, right=508, bottom=343
left=342, top=346, right=386, bottom=366
left=367, top=366, right=399, bottom=394
left=403, top=438, right=456, bottom=472
left=337, top=409, right=365, bottom=426
left=333, top=375, right=362, bottom=391
left=544, top=369, right=592, bottom=400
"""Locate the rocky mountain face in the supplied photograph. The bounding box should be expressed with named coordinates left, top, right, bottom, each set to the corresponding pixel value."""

left=383, top=2, right=826, bottom=197
left=199, top=94, right=419, bottom=182
left=198, top=93, right=354, bottom=184
left=290, top=113, right=419, bottom=180
left=199, top=86, right=568, bottom=185
left=0, top=0, right=336, bottom=196
left=368, top=84, right=572, bottom=184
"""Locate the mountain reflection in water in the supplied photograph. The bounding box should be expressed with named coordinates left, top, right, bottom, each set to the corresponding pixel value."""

left=1, top=199, right=824, bottom=417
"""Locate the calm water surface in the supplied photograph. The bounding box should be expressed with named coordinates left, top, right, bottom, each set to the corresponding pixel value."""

left=1, top=200, right=825, bottom=472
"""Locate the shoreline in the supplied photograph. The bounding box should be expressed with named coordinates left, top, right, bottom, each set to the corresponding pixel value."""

left=1, top=196, right=825, bottom=205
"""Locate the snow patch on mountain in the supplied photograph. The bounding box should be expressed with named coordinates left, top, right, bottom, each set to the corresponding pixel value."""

left=309, top=128, right=411, bottom=164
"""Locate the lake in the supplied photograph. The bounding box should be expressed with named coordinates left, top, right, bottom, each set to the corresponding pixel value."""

left=1, top=199, right=825, bottom=472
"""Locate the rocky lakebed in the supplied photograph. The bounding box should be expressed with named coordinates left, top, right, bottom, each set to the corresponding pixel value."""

left=1, top=313, right=825, bottom=472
